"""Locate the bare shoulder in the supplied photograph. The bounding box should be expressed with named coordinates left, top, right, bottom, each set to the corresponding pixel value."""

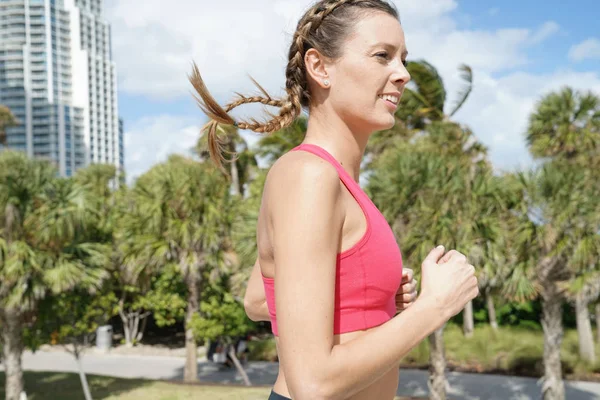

left=264, top=149, right=342, bottom=213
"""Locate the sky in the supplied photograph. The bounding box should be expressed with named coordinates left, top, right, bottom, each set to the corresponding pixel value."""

left=103, top=0, right=600, bottom=182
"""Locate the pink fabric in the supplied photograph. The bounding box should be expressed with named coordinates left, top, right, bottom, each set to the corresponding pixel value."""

left=262, top=143, right=403, bottom=336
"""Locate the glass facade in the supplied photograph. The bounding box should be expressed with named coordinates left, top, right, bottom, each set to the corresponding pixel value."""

left=0, top=0, right=122, bottom=176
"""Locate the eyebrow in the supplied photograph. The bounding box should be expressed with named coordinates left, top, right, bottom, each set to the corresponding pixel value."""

left=368, top=42, right=408, bottom=58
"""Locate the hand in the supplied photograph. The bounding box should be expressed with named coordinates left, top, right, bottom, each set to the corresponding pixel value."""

left=395, top=268, right=417, bottom=313
left=419, top=246, right=479, bottom=321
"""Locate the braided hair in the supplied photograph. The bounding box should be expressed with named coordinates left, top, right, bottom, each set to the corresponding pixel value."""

left=189, top=0, right=399, bottom=169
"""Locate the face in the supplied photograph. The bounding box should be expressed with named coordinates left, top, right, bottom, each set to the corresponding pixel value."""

left=326, top=12, right=410, bottom=134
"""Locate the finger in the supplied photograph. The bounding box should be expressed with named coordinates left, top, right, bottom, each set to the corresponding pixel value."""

left=396, top=297, right=416, bottom=310
left=401, top=291, right=417, bottom=303
left=423, top=245, right=445, bottom=265
left=438, top=250, right=456, bottom=264
left=401, top=268, right=413, bottom=282
left=448, top=250, right=467, bottom=264
left=401, top=280, right=417, bottom=292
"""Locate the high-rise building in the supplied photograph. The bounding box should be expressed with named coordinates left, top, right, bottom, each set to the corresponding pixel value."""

left=0, top=0, right=122, bottom=177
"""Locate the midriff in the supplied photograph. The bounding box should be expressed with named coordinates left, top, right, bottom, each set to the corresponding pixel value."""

left=271, top=330, right=399, bottom=400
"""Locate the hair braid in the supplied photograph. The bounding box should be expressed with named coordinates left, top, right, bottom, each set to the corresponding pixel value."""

left=189, top=0, right=398, bottom=169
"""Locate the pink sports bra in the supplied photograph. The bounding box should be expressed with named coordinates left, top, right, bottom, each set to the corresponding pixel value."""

left=261, top=143, right=403, bottom=336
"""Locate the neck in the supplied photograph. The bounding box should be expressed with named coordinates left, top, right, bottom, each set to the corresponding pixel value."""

left=303, top=106, right=370, bottom=182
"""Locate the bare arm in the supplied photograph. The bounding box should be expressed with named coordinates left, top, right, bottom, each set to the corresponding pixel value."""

left=269, top=153, right=451, bottom=400
left=243, top=258, right=271, bottom=322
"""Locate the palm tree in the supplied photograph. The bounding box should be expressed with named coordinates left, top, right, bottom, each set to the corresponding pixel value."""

left=229, top=168, right=268, bottom=298
left=0, top=105, right=18, bottom=148
left=404, top=61, right=473, bottom=123
left=477, top=172, right=523, bottom=331
left=507, top=165, right=570, bottom=400
left=0, top=151, right=108, bottom=400
left=111, top=187, right=156, bottom=347
left=515, top=87, right=600, bottom=399
left=32, top=176, right=110, bottom=400
left=526, top=87, right=600, bottom=161
left=364, top=59, right=478, bottom=400
left=255, top=116, right=307, bottom=167
left=0, top=151, right=55, bottom=400
left=368, top=61, right=479, bottom=339
left=505, top=162, right=599, bottom=400
left=367, top=121, right=494, bottom=400
left=127, top=154, right=233, bottom=382
left=195, top=124, right=257, bottom=197
left=367, top=61, right=474, bottom=160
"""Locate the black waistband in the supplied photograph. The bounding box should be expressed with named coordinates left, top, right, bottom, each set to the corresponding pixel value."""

left=268, top=389, right=292, bottom=400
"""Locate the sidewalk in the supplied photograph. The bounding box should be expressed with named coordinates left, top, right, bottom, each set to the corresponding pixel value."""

left=4, top=349, right=600, bottom=400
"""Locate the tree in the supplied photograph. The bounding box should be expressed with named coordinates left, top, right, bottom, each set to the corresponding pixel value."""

left=367, top=61, right=474, bottom=160
left=0, top=152, right=108, bottom=400
left=507, top=166, right=569, bottom=400
left=367, top=121, right=494, bottom=400
left=111, top=186, right=157, bottom=347
left=526, top=87, right=600, bottom=161
left=127, top=155, right=234, bottom=382
left=255, top=116, right=307, bottom=167
left=229, top=168, right=268, bottom=298
left=0, top=152, right=56, bottom=400
left=512, top=87, right=600, bottom=399
left=190, top=275, right=257, bottom=386
left=195, top=124, right=257, bottom=197
left=37, top=290, right=117, bottom=400
left=0, top=105, right=18, bottom=148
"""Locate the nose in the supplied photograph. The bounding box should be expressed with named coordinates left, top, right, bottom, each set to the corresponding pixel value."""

left=391, top=61, right=411, bottom=87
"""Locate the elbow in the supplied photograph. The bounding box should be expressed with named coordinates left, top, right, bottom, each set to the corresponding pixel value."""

left=243, top=299, right=260, bottom=322
left=289, top=374, right=339, bottom=400
left=243, top=299, right=256, bottom=321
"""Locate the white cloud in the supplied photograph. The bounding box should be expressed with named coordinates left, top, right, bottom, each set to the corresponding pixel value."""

left=568, top=38, right=600, bottom=62
left=124, top=115, right=200, bottom=183
left=106, top=0, right=600, bottom=178
left=529, top=21, right=560, bottom=44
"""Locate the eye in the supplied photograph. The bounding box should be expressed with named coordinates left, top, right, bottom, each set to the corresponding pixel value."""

left=375, top=52, right=389, bottom=60
left=402, top=59, right=408, bottom=67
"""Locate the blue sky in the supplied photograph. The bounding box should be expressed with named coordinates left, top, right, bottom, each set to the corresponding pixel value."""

left=105, top=0, right=600, bottom=182
left=457, top=0, right=600, bottom=74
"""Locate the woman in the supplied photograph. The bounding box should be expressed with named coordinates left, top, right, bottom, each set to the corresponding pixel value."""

left=189, top=1, right=479, bottom=399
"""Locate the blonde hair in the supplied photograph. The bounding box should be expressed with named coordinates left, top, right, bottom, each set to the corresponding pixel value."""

left=189, top=0, right=399, bottom=169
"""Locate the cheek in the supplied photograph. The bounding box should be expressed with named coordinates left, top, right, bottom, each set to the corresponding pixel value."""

left=332, top=69, right=378, bottom=115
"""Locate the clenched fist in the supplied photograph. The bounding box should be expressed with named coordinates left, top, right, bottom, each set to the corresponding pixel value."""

left=395, top=268, right=418, bottom=313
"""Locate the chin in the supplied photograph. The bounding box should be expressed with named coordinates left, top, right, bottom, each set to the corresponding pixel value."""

left=371, top=114, right=396, bottom=131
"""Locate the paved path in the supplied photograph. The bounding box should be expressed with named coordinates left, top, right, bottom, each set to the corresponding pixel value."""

left=4, top=350, right=600, bottom=400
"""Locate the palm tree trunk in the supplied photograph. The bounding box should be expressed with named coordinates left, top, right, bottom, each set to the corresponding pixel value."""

left=462, top=300, right=474, bottom=337
left=184, top=274, right=200, bottom=382
left=485, top=290, right=498, bottom=330
left=117, top=297, right=136, bottom=348
left=73, top=347, right=93, bottom=400
left=135, top=313, right=150, bottom=343
left=228, top=142, right=240, bottom=196
left=541, top=292, right=565, bottom=400
left=575, top=293, right=596, bottom=364
left=427, top=326, right=447, bottom=400
left=227, top=344, right=251, bottom=386
left=596, top=303, right=600, bottom=345
left=1, top=309, right=24, bottom=400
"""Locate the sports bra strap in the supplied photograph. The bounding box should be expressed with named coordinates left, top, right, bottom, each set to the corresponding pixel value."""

left=292, top=143, right=361, bottom=188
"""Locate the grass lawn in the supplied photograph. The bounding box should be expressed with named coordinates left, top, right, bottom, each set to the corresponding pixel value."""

left=1, top=371, right=418, bottom=400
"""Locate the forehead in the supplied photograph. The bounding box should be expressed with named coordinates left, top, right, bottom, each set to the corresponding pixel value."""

left=344, top=12, right=406, bottom=54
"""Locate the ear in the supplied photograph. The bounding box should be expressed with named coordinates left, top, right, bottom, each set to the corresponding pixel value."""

left=305, top=48, right=332, bottom=89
